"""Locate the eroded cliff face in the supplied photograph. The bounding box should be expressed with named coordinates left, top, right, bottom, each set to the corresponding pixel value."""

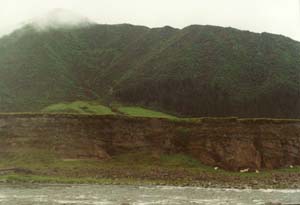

left=0, top=114, right=299, bottom=171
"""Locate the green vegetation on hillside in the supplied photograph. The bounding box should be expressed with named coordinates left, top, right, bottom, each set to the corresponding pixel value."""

left=0, top=23, right=299, bottom=118
left=117, top=106, right=177, bottom=119
left=41, top=101, right=178, bottom=118
left=42, top=101, right=115, bottom=115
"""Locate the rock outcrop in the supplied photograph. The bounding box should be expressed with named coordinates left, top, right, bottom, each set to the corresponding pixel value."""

left=0, top=114, right=299, bottom=171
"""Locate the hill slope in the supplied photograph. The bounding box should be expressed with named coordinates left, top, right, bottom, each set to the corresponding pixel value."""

left=0, top=23, right=299, bottom=117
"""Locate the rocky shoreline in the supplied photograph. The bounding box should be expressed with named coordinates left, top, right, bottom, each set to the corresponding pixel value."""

left=1, top=167, right=300, bottom=189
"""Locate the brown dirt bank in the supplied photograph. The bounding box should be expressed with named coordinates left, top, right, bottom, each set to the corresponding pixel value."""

left=0, top=114, right=299, bottom=172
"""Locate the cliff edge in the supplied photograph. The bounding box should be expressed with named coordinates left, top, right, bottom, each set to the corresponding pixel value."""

left=0, top=114, right=299, bottom=171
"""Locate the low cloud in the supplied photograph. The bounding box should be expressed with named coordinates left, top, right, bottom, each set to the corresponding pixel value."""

left=28, top=9, right=92, bottom=30
left=0, top=0, right=299, bottom=40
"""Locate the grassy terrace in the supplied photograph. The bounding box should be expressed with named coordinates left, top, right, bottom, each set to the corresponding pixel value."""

left=41, top=101, right=178, bottom=119
left=0, top=157, right=299, bottom=188
left=0, top=151, right=217, bottom=185
left=117, top=106, right=177, bottom=119
left=0, top=149, right=299, bottom=188
left=7, top=101, right=287, bottom=123
left=42, top=101, right=115, bottom=115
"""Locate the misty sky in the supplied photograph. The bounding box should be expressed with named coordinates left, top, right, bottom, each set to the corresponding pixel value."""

left=1, top=0, right=300, bottom=40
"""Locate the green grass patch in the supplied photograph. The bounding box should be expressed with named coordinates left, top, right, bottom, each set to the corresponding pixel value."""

left=0, top=174, right=139, bottom=185
left=0, top=149, right=58, bottom=169
left=42, top=101, right=115, bottom=115
left=0, top=174, right=200, bottom=186
left=117, top=107, right=177, bottom=119
left=273, top=166, right=300, bottom=173
left=0, top=150, right=211, bottom=172
left=110, top=152, right=207, bottom=169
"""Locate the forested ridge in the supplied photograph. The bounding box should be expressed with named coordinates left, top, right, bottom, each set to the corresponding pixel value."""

left=0, top=23, right=299, bottom=118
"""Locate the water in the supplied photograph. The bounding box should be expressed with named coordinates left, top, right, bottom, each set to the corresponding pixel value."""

left=0, top=184, right=299, bottom=205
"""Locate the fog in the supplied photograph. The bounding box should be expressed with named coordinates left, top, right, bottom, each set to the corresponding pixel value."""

left=29, top=9, right=91, bottom=30
left=0, top=0, right=300, bottom=40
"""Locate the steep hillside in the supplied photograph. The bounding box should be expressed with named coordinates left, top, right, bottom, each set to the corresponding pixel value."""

left=0, top=23, right=299, bottom=117
left=115, top=26, right=300, bottom=117
left=0, top=23, right=150, bottom=111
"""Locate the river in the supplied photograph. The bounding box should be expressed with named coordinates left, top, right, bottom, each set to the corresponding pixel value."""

left=0, top=184, right=299, bottom=205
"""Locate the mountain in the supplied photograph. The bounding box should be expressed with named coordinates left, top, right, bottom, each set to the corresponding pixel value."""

left=0, top=18, right=299, bottom=118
